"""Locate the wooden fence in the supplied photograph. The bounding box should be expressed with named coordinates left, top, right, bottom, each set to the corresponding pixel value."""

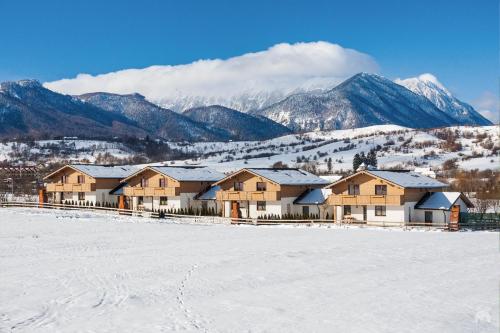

left=0, top=201, right=454, bottom=230
left=459, top=213, right=500, bottom=231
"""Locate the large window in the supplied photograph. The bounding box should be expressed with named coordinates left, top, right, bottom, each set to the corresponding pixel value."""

left=159, top=196, right=168, bottom=205
left=234, top=182, right=244, bottom=191
left=159, top=178, right=167, bottom=188
left=425, top=211, right=433, bottom=224
left=343, top=205, right=352, bottom=215
left=375, top=205, right=386, bottom=216
left=78, top=192, right=85, bottom=201
left=257, top=201, right=266, bottom=211
left=77, top=175, right=84, bottom=184
left=348, top=184, right=360, bottom=195
left=375, top=185, right=387, bottom=195
left=138, top=196, right=144, bottom=205
left=61, top=175, right=68, bottom=184
left=256, top=182, right=267, bottom=191
left=140, top=177, right=148, bottom=187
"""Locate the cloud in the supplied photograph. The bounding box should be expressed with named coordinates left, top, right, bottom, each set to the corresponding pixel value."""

left=471, top=91, right=499, bottom=124
left=44, top=42, right=378, bottom=110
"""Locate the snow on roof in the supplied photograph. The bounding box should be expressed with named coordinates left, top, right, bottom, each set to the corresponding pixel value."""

left=71, top=164, right=137, bottom=179
left=294, top=188, right=332, bottom=205
left=415, top=192, right=463, bottom=210
left=319, top=175, right=343, bottom=183
left=246, top=168, right=330, bottom=185
left=149, top=166, right=225, bottom=182
left=197, top=185, right=220, bottom=200
left=368, top=170, right=447, bottom=188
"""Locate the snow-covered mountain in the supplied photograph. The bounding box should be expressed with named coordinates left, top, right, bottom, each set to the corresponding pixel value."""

left=253, top=73, right=460, bottom=132
left=78, top=92, right=230, bottom=142
left=0, top=80, right=148, bottom=139
left=156, top=86, right=331, bottom=113
left=183, top=105, right=292, bottom=141
left=253, top=73, right=491, bottom=132
left=395, top=74, right=491, bottom=126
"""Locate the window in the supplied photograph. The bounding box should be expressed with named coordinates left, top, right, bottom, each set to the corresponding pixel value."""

left=234, top=182, right=244, bottom=191
left=78, top=192, right=85, bottom=201
left=201, top=201, right=208, bottom=211
left=348, top=184, right=360, bottom=195
left=375, top=185, right=387, bottom=195
left=302, top=206, right=310, bottom=217
left=140, top=177, right=148, bottom=187
left=159, top=178, right=167, bottom=188
left=77, top=175, right=84, bottom=184
left=138, top=196, right=144, bottom=205
left=159, top=196, right=168, bottom=205
left=343, top=205, right=351, bottom=215
left=256, top=182, right=267, bottom=191
left=257, top=201, right=266, bottom=211
left=61, top=175, right=68, bottom=184
left=425, top=211, right=433, bottom=224
left=60, top=192, right=65, bottom=200
left=375, top=205, right=386, bottom=216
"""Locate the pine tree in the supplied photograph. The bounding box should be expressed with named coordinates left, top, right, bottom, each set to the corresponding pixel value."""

left=353, top=153, right=362, bottom=171
left=367, top=149, right=378, bottom=168
left=327, top=157, right=333, bottom=173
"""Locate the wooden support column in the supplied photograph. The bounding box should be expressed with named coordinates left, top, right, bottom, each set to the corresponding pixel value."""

left=38, top=189, right=47, bottom=207
left=118, top=195, right=126, bottom=210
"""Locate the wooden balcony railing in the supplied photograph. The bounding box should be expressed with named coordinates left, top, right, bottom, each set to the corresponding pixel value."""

left=327, top=194, right=404, bottom=206
left=216, top=191, right=280, bottom=201
left=123, top=187, right=179, bottom=197
left=46, top=183, right=95, bottom=192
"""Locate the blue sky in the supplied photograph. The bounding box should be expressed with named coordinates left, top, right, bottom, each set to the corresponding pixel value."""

left=0, top=0, right=497, bottom=106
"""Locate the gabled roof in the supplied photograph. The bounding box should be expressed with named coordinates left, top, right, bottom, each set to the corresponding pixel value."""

left=123, top=166, right=225, bottom=182
left=294, top=188, right=332, bottom=205
left=415, top=192, right=474, bottom=210
left=327, top=170, right=448, bottom=189
left=44, top=164, right=137, bottom=180
left=196, top=185, right=221, bottom=200
left=215, top=168, right=330, bottom=186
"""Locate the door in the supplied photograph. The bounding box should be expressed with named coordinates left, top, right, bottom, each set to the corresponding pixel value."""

left=450, top=205, right=460, bottom=223
left=449, top=205, right=460, bottom=231
left=363, top=205, right=367, bottom=222
left=231, top=201, right=240, bottom=219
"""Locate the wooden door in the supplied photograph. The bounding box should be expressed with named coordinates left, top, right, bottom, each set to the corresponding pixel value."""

left=450, top=205, right=460, bottom=223
left=231, top=201, right=240, bottom=219
left=449, top=205, right=460, bottom=231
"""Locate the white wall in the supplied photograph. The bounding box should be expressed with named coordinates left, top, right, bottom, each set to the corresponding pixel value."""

left=250, top=201, right=282, bottom=218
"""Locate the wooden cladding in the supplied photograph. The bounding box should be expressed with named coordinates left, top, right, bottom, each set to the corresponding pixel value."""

left=216, top=191, right=280, bottom=201
left=328, top=194, right=404, bottom=206
left=46, top=183, right=95, bottom=192
left=123, top=186, right=179, bottom=197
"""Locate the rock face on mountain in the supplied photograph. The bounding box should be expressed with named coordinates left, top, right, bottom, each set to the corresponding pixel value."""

left=78, top=92, right=229, bottom=141
left=183, top=105, right=292, bottom=141
left=395, top=74, right=491, bottom=126
left=254, top=73, right=466, bottom=132
left=0, top=80, right=147, bottom=139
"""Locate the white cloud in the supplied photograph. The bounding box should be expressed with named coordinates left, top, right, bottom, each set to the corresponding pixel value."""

left=44, top=41, right=378, bottom=111
left=471, top=91, right=499, bottom=124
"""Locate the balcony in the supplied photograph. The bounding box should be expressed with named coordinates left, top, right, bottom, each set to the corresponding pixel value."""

left=123, top=186, right=179, bottom=197
left=216, top=191, right=280, bottom=201
left=46, top=183, right=95, bottom=192
left=327, top=194, right=404, bottom=206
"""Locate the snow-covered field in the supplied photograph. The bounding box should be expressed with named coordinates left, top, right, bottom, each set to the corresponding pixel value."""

left=1, top=125, right=498, bottom=173
left=0, top=208, right=498, bottom=332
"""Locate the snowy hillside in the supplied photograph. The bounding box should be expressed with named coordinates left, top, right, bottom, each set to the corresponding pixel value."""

left=1, top=125, right=497, bottom=173
left=0, top=208, right=498, bottom=332
left=166, top=125, right=499, bottom=173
